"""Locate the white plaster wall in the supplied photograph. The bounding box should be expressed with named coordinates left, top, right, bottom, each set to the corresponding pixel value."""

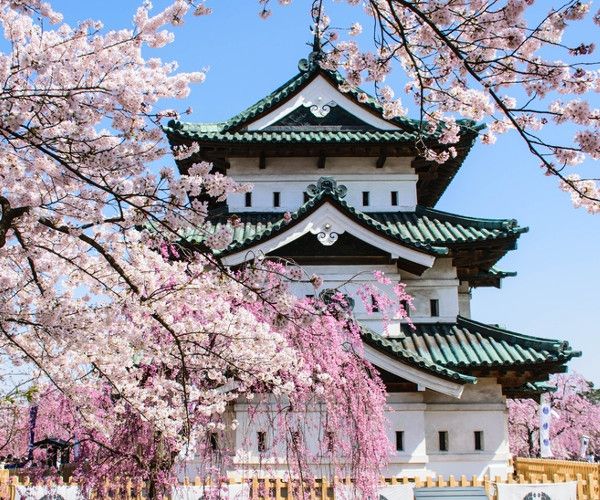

left=213, top=383, right=511, bottom=480
left=458, top=282, right=472, bottom=318
left=287, top=261, right=461, bottom=336
left=422, top=380, right=511, bottom=479
left=402, top=259, right=459, bottom=323
left=290, top=264, right=403, bottom=337
left=227, top=158, right=417, bottom=212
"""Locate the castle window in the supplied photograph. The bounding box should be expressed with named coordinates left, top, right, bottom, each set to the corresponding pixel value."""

left=325, top=431, right=334, bottom=452
left=401, top=299, right=410, bottom=318
left=291, top=431, right=302, bottom=448
left=438, top=431, right=448, bottom=452
left=371, top=295, right=380, bottom=313
left=273, top=191, right=281, bottom=207
left=395, top=431, right=404, bottom=452
left=245, top=192, right=252, bottom=207
left=391, top=191, right=399, bottom=206
left=474, top=431, right=484, bottom=451
left=430, top=299, right=439, bottom=317
left=303, top=192, right=310, bottom=203
left=209, top=433, right=219, bottom=451
left=257, top=431, right=267, bottom=453
left=362, top=191, right=370, bottom=206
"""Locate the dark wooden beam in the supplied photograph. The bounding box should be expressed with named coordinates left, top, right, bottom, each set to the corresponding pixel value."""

left=317, top=152, right=326, bottom=169
left=376, top=150, right=387, bottom=168
left=259, top=152, right=266, bottom=169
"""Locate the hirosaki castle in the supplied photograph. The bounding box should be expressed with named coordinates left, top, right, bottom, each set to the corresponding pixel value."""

left=164, top=51, right=579, bottom=480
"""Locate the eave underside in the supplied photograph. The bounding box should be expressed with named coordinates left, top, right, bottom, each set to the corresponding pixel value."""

left=165, top=131, right=478, bottom=209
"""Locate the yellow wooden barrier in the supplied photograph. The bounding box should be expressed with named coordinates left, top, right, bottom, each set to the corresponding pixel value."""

left=514, top=456, right=600, bottom=500
left=0, top=469, right=597, bottom=499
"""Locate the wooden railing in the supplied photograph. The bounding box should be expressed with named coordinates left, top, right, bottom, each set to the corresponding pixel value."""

left=1, top=466, right=598, bottom=499
left=514, top=456, right=600, bottom=499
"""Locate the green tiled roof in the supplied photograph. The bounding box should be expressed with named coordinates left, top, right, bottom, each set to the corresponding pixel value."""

left=364, top=316, right=579, bottom=372
left=219, top=58, right=433, bottom=133
left=361, top=328, right=477, bottom=384
left=186, top=184, right=452, bottom=257
left=164, top=58, right=482, bottom=142
left=163, top=124, right=425, bottom=144
left=191, top=198, right=526, bottom=257
left=505, top=381, right=559, bottom=400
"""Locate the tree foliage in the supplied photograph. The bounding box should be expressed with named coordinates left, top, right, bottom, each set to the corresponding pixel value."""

left=0, top=1, right=406, bottom=495
left=508, top=373, right=600, bottom=459
left=263, top=0, right=600, bottom=212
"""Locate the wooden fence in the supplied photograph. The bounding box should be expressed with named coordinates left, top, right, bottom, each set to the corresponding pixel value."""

left=1, top=462, right=599, bottom=499
left=514, top=456, right=600, bottom=499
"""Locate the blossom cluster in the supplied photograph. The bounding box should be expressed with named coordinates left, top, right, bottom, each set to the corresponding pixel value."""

left=0, top=1, right=391, bottom=494
left=272, top=0, right=600, bottom=211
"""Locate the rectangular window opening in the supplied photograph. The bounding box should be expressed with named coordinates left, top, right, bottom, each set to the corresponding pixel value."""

left=291, top=431, right=301, bottom=449
left=326, top=431, right=334, bottom=453
left=430, top=299, right=439, bottom=317
left=362, top=191, right=370, bottom=206
left=438, top=431, right=448, bottom=452
left=395, top=431, right=404, bottom=452
left=474, top=431, right=484, bottom=451
left=257, top=431, right=267, bottom=453
left=401, top=300, right=410, bottom=318
left=273, top=191, right=281, bottom=208
left=303, top=192, right=310, bottom=203
left=245, top=192, right=252, bottom=208
left=209, top=433, right=219, bottom=451
left=391, top=191, right=399, bottom=206
left=371, top=295, right=380, bottom=313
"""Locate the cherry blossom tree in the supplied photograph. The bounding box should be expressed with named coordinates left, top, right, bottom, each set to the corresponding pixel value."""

left=261, top=0, right=600, bottom=212
left=0, top=1, right=407, bottom=496
left=507, top=373, right=600, bottom=459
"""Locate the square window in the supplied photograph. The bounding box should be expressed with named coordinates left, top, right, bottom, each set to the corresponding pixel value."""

left=438, top=431, right=448, bottom=452
left=395, top=431, right=404, bottom=452
left=430, top=299, right=439, bottom=317
left=273, top=192, right=281, bottom=207
left=474, top=431, right=484, bottom=451
left=362, top=191, right=370, bottom=206
left=391, top=191, right=399, bottom=206
left=245, top=192, right=252, bottom=208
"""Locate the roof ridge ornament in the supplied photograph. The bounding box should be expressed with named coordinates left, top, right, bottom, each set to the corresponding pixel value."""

left=299, top=4, right=325, bottom=73
left=306, top=177, right=348, bottom=199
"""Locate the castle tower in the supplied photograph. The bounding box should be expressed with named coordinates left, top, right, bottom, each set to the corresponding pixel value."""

left=165, top=53, right=579, bottom=479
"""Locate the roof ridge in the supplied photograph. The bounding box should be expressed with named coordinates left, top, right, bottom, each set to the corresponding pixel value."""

left=416, top=206, right=528, bottom=232
left=456, top=316, right=574, bottom=353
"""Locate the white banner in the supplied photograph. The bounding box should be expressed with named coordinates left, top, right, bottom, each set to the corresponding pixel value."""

left=539, top=392, right=553, bottom=458
left=376, top=484, right=414, bottom=500
left=14, top=485, right=84, bottom=500
left=171, top=483, right=249, bottom=500
left=496, top=481, right=577, bottom=500
left=335, top=483, right=414, bottom=500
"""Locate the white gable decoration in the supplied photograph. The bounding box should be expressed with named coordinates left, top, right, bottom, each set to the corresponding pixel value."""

left=222, top=202, right=436, bottom=269
left=246, top=75, right=400, bottom=131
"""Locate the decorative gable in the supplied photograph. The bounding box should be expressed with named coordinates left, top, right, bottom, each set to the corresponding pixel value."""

left=245, top=74, right=401, bottom=131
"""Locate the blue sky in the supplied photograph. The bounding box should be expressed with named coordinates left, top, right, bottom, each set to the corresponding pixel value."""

left=46, top=1, right=600, bottom=383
